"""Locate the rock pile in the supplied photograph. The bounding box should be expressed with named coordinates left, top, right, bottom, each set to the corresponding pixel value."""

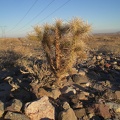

left=0, top=51, right=120, bottom=119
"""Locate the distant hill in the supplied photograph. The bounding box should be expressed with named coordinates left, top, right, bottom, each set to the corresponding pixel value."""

left=93, top=31, right=120, bottom=36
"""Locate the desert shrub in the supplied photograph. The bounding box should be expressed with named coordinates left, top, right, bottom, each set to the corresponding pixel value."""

left=18, top=57, right=54, bottom=85
left=28, top=17, right=91, bottom=84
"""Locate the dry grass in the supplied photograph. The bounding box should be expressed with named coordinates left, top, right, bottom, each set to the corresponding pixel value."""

left=86, top=33, right=120, bottom=55
left=0, top=38, right=43, bottom=70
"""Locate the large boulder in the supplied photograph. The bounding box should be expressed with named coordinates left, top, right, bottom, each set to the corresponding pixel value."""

left=24, top=96, right=55, bottom=120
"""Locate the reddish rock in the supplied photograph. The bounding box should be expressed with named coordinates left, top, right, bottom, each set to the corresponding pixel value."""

left=95, top=103, right=111, bottom=119
left=105, top=63, right=111, bottom=68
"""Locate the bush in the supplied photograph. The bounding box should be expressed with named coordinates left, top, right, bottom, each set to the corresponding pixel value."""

left=27, top=17, right=91, bottom=84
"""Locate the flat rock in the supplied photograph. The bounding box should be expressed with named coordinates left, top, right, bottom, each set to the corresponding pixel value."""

left=72, top=74, right=89, bottom=84
left=25, top=96, right=55, bottom=120
left=4, top=111, right=30, bottom=120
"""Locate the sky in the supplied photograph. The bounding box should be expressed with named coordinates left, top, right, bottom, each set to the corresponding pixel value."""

left=0, top=0, right=120, bottom=37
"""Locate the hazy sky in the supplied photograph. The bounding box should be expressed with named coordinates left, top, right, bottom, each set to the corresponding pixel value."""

left=0, top=0, right=120, bottom=37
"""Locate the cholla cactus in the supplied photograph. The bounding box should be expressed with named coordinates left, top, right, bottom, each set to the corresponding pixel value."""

left=28, top=17, right=91, bottom=84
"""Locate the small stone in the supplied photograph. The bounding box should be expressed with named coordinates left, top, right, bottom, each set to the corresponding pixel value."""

left=83, top=91, right=89, bottom=96
left=6, top=99, right=22, bottom=112
left=72, top=102, right=83, bottom=109
left=5, top=111, right=30, bottom=120
left=104, top=80, right=111, bottom=87
left=106, top=56, right=110, bottom=61
left=0, top=101, right=4, bottom=118
left=95, top=104, right=111, bottom=119
left=58, top=108, right=77, bottom=120
left=74, top=108, right=86, bottom=119
left=114, top=65, right=120, bottom=70
left=77, top=92, right=88, bottom=100
left=116, top=108, right=120, bottom=113
left=51, top=89, right=61, bottom=99
left=82, top=115, right=89, bottom=120
left=112, top=61, right=117, bottom=65
left=62, top=86, right=76, bottom=96
left=100, top=59, right=105, bottom=65
left=25, top=96, right=55, bottom=120
left=88, top=113, right=95, bottom=119
left=86, top=82, right=91, bottom=87
left=105, top=63, right=111, bottom=68
left=97, top=56, right=102, bottom=60
left=115, top=91, right=120, bottom=100
left=62, top=102, right=70, bottom=110
left=70, top=95, right=79, bottom=104
left=78, top=70, right=86, bottom=76
left=37, top=88, right=52, bottom=98
left=72, top=74, right=89, bottom=84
